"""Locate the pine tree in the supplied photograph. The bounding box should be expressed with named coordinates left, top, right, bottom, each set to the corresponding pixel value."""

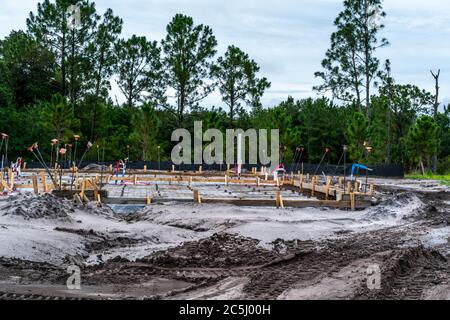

left=115, top=35, right=164, bottom=109
left=314, top=0, right=388, bottom=117
left=211, top=45, right=270, bottom=124
left=162, top=14, right=217, bottom=125
left=405, top=115, right=440, bottom=174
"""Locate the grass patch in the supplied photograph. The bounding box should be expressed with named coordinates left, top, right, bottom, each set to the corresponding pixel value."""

left=406, top=173, right=450, bottom=186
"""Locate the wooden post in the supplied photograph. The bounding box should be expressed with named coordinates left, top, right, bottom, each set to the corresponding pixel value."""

left=350, top=193, right=356, bottom=211
left=338, top=177, right=343, bottom=188
left=299, top=173, right=303, bottom=192
left=39, top=171, right=47, bottom=193
left=92, top=179, right=99, bottom=201
left=225, top=174, right=229, bottom=186
left=354, top=181, right=359, bottom=193
left=256, top=177, right=260, bottom=187
left=198, top=166, right=203, bottom=173
left=133, top=175, right=137, bottom=185
left=32, top=175, right=39, bottom=195
left=311, top=176, right=316, bottom=196
left=276, top=191, right=284, bottom=209
left=80, top=178, right=86, bottom=198
left=227, top=164, right=231, bottom=172
left=369, top=183, right=374, bottom=196
left=325, top=177, right=331, bottom=200
left=347, top=182, right=352, bottom=194
left=23, top=162, right=27, bottom=171
left=144, top=165, right=147, bottom=172
left=146, top=195, right=152, bottom=205
left=9, top=169, right=14, bottom=190
left=189, top=176, right=193, bottom=187
left=193, top=190, right=201, bottom=204
left=109, top=164, right=113, bottom=173
left=172, top=165, right=175, bottom=172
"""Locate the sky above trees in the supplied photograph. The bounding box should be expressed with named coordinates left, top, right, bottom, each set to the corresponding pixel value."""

left=1, top=0, right=449, bottom=108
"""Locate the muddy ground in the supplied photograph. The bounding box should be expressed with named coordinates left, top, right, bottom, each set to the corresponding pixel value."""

left=0, top=179, right=449, bottom=300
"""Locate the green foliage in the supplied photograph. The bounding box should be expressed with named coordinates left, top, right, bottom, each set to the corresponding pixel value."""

left=314, top=0, right=388, bottom=115
left=162, top=14, right=217, bottom=125
left=0, top=30, right=56, bottom=108
left=211, top=45, right=270, bottom=124
left=41, top=93, right=79, bottom=142
left=27, top=0, right=99, bottom=103
left=404, top=115, right=440, bottom=173
left=0, top=2, right=447, bottom=172
left=346, top=112, right=367, bottom=162
left=130, top=104, right=159, bottom=161
left=115, top=35, right=164, bottom=109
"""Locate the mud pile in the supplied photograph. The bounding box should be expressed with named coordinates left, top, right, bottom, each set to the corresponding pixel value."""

left=139, top=233, right=283, bottom=268
left=0, top=194, right=73, bottom=220
left=0, top=193, right=114, bottom=220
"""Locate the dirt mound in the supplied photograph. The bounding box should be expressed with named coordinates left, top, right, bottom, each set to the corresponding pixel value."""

left=355, top=246, right=448, bottom=300
left=138, top=233, right=283, bottom=268
left=0, top=193, right=114, bottom=220
left=365, top=192, right=427, bottom=221
left=0, top=193, right=73, bottom=220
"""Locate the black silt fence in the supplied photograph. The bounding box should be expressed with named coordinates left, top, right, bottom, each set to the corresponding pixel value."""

left=24, top=161, right=404, bottom=178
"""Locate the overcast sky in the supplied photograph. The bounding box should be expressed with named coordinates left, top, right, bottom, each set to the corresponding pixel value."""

left=1, top=0, right=449, bottom=108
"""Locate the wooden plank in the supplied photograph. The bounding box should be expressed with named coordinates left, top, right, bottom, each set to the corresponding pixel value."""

left=103, top=197, right=371, bottom=209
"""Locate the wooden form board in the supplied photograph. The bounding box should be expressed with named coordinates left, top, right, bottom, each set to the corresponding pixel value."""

left=103, top=196, right=372, bottom=209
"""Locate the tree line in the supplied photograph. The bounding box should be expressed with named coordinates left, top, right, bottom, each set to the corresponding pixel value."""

left=0, top=0, right=448, bottom=173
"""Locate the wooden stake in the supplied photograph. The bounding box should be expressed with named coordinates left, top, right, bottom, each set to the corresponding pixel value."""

left=32, top=175, right=39, bottom=195
left=9, top=169, right=14, bottom=190
left=369, top=183, right=374, bottom=196
left=146, top=195, right=152, bottom=205
left=80, top=178, right=86, bottom=198
left=193, top=189, right=201, bottom=204
left=350, top=193, right=356, bottom=211
left=144, top=165, right=147, bottom=172
left=325, top=176, right=332, bottom=200
left=39, top=171, right=47, bottom=193
left=311, top=176, right=316, bottom=196
left=276, top=191, right=284, bottom=208
left=97, top=194, right=102, bottom=203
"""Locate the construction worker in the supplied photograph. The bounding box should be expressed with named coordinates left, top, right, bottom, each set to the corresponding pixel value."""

left=114, top=159, right=127, bottom=184
left=11, top=157, right=22, bottom=179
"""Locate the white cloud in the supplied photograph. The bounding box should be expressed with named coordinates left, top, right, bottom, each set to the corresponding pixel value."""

left=1, top=0, right=449, bottom=107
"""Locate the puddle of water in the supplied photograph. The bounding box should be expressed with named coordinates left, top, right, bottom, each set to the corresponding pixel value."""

left=109, top=204, right=146, bottom=215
